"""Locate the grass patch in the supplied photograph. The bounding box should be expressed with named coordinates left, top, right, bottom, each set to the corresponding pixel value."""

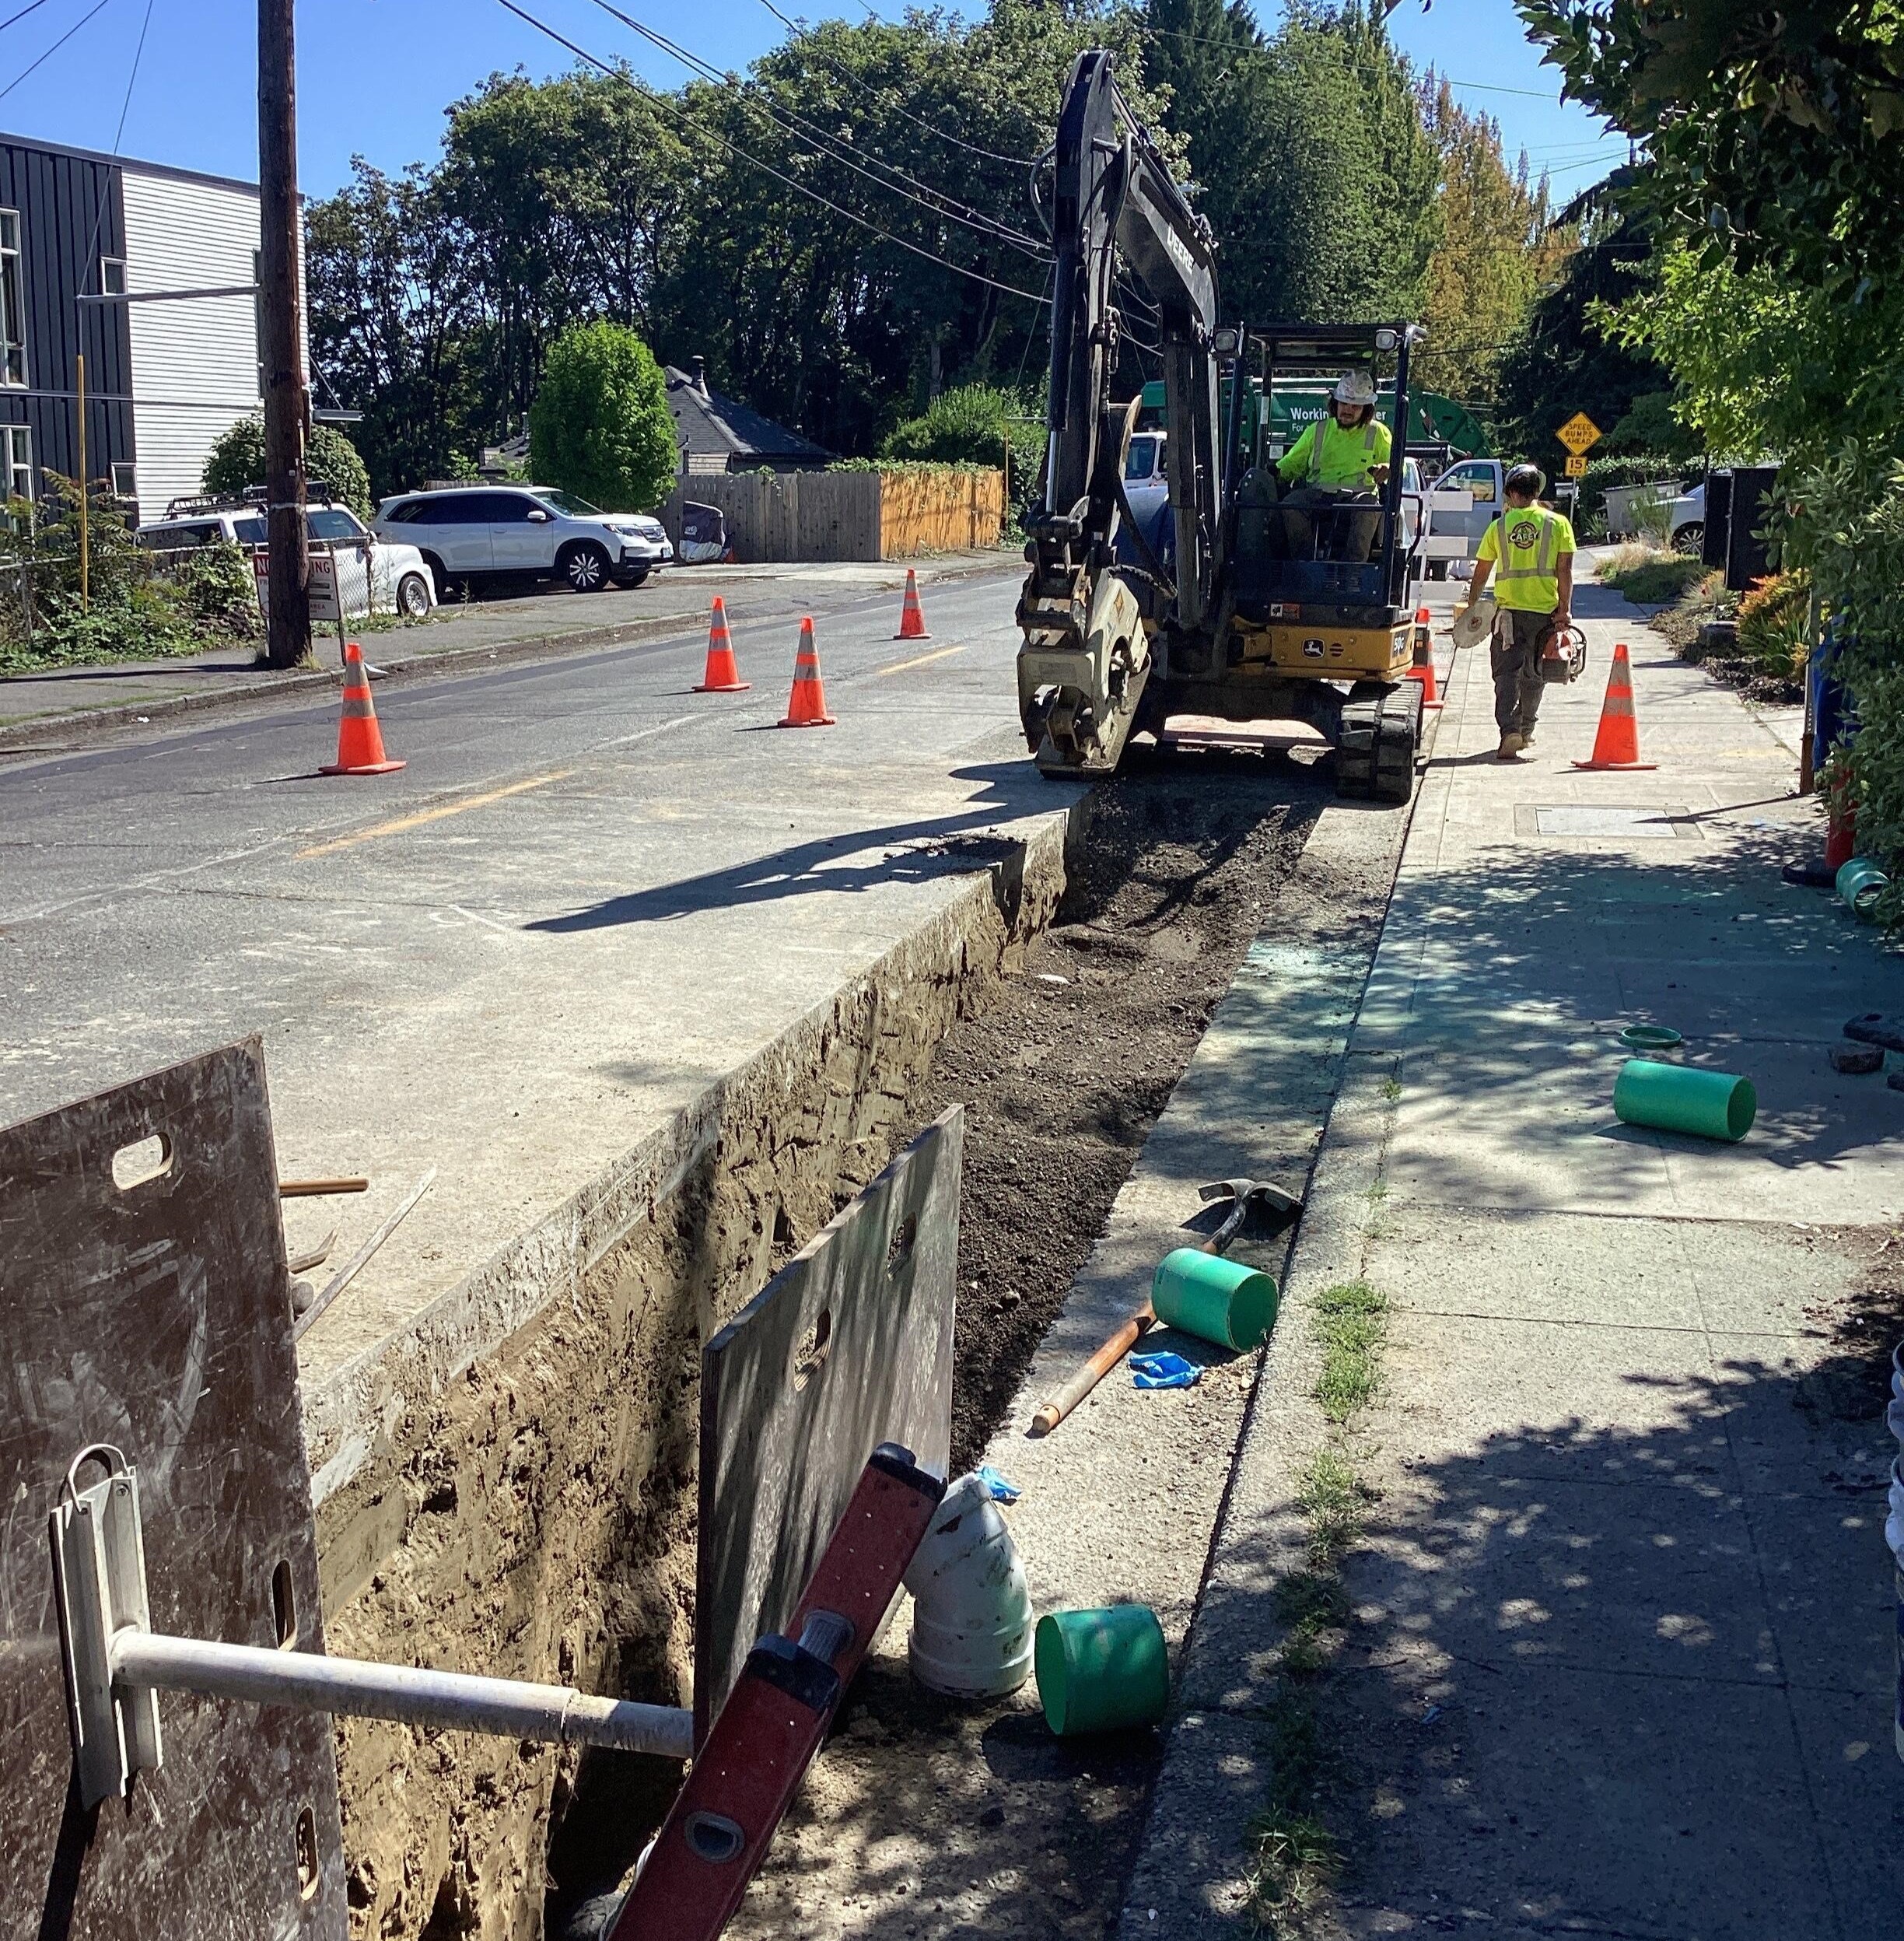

left=1244, top=1284, right=1391, bottom=1932
left=1599, top=544, right=1706, bottom=606
left=1313, top=1281, right=1388, bottom=1424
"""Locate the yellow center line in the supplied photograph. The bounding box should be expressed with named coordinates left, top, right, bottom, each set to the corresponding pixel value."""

left=879, top=643, right=969, bottom=676
left=296, top=771, right=573, bottom=859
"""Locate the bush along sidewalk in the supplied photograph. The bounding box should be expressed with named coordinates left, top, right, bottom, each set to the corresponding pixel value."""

left=0, top=474, right=261, bottom=675
left=1244, top=1277, right=1389, bottom=1933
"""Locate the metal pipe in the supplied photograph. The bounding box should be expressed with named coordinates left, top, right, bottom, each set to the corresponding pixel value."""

left=111, top=1630, right=694, bottom=1761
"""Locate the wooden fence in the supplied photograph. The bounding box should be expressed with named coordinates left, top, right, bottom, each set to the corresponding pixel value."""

left=661, top=468, right=1005, bottom=563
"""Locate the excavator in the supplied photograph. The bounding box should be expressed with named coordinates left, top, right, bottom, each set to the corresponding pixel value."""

left=1017, top=48, right=1426, bottom=803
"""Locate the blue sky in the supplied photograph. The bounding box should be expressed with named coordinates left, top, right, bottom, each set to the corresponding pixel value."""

left=0, top=0, right=1622, bottom=198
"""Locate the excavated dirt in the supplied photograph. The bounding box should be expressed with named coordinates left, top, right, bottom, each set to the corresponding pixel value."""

left=920, top=749, right=1325, bottom=1477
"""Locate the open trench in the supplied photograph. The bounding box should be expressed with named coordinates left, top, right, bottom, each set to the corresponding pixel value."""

left=315, top=745, right=1328, bottom=1941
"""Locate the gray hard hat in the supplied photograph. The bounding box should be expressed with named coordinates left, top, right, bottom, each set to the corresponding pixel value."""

left=1332, top=370, right=1377, bottom=407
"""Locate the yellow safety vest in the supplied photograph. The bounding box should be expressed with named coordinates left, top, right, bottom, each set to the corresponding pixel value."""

left=1481, top=504, right=1574, bottom=613
left=1279, top=414, right=1391, bottom=492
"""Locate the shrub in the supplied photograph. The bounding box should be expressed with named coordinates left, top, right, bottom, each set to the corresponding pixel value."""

left=880, top=384, right=1041, bottom=520
left=201, top=415, right=373, bottom=519
left=1599, top=546, right=1706, bottom=605
left=1734, top=569, right=1811, bottom=681
left=527, top=321, right=677, bottom=513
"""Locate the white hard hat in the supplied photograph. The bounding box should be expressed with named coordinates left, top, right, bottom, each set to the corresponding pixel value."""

left=1332, top=370, right=1377, bottom=407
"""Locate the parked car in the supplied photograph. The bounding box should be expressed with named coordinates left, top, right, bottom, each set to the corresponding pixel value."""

left=136, top=498, right=438, bottom=619
left=372, top=485, right=674, bottom=597
left=1667, top=481, right=1705, bottom=555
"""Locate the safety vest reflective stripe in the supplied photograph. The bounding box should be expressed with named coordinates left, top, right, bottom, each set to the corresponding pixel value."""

left=1302, top=416, right=1381, bottom=489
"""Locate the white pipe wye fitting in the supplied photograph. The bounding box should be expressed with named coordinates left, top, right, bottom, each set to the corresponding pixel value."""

left=903, top=1471, right=1034, bottom=1700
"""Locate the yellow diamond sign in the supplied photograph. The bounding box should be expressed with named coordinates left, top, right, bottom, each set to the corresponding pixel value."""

left=1556, top=412, right=1603, bottom=456
left=1564, top=454, right=1589, bottom=478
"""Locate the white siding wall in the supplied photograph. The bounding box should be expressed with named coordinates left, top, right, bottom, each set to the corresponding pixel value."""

left=121, top=168, right=262, bottom=511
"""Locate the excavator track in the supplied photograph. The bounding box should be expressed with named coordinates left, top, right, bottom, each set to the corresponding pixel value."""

left=1335, top=680, right=1423, bottom=804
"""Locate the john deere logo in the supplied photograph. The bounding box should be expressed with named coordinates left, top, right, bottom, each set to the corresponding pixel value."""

left=1509, top=517, right=1542, bottom=550
left=1303, top=638, right=1325, bottom=658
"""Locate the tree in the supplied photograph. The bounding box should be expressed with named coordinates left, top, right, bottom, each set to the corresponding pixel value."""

left=201, top=413, right=373, bottom=517
left=1414, top=78, right=1572, bottom=404
left=1143, top=0, right=1440, bottom=327
left=1491, top=211, right=1671, bottom=471
left=528, top=322, right=677, bottom=510
left=880, top=383, right=1043, bottom=512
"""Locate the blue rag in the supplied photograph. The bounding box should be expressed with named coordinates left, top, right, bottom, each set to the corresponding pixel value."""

left=1129, top=1351, right=1202, bottom=1390
left=975, top=1464, right=1021, bottom=1503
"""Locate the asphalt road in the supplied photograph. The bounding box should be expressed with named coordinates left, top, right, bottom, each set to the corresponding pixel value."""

left=0, top=560, right=1071, bottom=1383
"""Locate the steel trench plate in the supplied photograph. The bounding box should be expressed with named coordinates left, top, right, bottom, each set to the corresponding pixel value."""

left=0, top=1040, right=347, bottom=1941
left=695, top=1108, right=960, bottom=1741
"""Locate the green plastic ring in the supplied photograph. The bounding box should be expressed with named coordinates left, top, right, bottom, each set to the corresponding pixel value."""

left=1619, top=1024, right=1682, bottom=1051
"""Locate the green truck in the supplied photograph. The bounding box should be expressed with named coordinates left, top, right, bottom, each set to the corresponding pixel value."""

left=1136, top=377, right=1488, bottom=468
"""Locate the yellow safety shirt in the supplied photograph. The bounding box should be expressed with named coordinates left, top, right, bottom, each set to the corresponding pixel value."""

left=1276, top=413, right=1392, bottom=492
left=1477, top=504, right=1576, bottom=612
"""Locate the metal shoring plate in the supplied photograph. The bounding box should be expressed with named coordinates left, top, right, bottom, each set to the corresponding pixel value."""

left=695, top=1109, right=961, bottom=1742
left=0, top=1041, right=348, bottom=1941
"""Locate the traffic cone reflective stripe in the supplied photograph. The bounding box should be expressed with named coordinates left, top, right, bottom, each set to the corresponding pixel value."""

left=779, top=617, right=836, bottom=727
left=694, top=596, right=750, bottom=692
left=1572, top=641, right=1657, bottom=772
left=894, top=569, right=930, bottom=640
left=320, top=643, right=405, bottom=776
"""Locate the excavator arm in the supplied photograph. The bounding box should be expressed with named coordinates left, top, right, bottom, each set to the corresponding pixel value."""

left=1017, top=48, right=1223, bottom=774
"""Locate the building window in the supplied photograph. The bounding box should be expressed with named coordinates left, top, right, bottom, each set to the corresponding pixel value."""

left=100, top=255, right=126, bottom=297
left=2, top=425, right=33, bottom=504
left=110, top=461, right=136, bottom=500
left=0, top=211, right=24, bottom=387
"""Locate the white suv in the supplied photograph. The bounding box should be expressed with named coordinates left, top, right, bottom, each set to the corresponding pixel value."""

left=373, top=485, right=674, bottom=597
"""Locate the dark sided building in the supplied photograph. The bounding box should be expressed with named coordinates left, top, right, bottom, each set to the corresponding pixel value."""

left=0, top=131, right=267, bottom=519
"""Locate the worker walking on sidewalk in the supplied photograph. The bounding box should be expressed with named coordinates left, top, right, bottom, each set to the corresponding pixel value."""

left=1468, top=464, right=1575, bottom=760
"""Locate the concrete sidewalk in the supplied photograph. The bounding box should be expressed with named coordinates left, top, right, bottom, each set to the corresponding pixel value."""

left=0, top=548, right=1006, bottom=740
left=1124, top=579, right=1904, bottom=1936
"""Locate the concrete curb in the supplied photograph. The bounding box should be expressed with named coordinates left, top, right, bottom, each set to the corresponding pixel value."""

left=1109, top=672, right=1452, bottom=1938
left=0, top=552, right=1020, bottom=755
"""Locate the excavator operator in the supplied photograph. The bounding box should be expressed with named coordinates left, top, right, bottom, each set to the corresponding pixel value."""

left=1274, top=370, right=1392, bottom=562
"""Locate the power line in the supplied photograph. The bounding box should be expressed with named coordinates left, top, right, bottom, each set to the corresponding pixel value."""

left=585, top=0, right=1049, bottom=258
left=0, top=0, right=57, bottom=33
left=77, top=0, right=154, bottom=293
left=752, top=0, right=1040, bottom=166
left=495, top=0, right=1048, bottom=304
left=0, top=0, right=114, bottom=102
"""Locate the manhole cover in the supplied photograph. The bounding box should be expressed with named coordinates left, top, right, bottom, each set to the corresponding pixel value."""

left=1517, top=804, right=1696, bottom=840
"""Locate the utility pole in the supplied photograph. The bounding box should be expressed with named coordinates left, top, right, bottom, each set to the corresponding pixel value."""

left=257, top=0, right=309, bottom=669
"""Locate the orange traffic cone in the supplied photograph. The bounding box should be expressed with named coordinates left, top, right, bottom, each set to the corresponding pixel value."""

left=1572, top=641, right=1657, bottom=772
left=694, top=596, right=750, bottom=692
left=1413, top=605, right=1432, bottom=659
left=894, top=569, right=930, bottom=640
left=1405, top=606, right=1441, bottom=708
left=320, top=642, right=404, bottom=775
left=779, top=617, right=836, bottom=727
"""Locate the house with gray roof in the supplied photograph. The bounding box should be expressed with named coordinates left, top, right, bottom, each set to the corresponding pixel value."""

left=665, top=357, right=831, bottom=476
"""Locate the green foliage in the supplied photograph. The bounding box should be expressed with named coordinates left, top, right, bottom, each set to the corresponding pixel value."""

left=1518, top=0, right=1904, bottom=305
left=1602, top=388, right=1701, bottom=461
left=1601, top=549, right=1706, bottom=604
left=1415, top=78, right=1573, bottom=402
left=1734, top=569, right=1811, bottom=680
left=527, top=321, right=677, bottom=511
left=1146, top=0, right=1439, bottom=325
left=1313, top=1281, right=1387, bottom=1426
left=1494, top=214, right=1672, bottom=473
left=200, top=414, right=373, bottom=518
left=880, top=384, right=1039, bottom=513
left=0, top=473, right=261, bottom=674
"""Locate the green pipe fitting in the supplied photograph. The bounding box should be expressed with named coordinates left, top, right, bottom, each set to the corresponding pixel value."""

left=1151, top=1248, right=1279, bottom=1351
left=1036, top=1605, right=1169, bottom=1737
left=1613, top=1058, right=1755, bottom=1142
left=1837, top=856, right=1888, bottom=920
